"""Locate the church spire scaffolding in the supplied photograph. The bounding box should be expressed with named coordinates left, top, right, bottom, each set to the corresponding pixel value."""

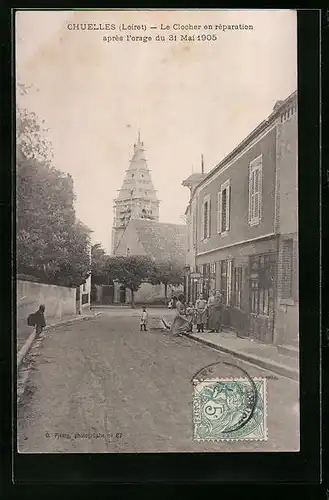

left=111, top=132, right=160, bottom=254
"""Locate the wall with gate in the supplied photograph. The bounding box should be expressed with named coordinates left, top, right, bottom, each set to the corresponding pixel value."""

left=17, top=280, right=76, bottom=340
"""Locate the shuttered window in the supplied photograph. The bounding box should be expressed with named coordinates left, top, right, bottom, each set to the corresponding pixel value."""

left=248, top=155, right=262, bottom=226
left=217, top=179, right=231, bottom=233
left=204, top=201, right=209, bottom=239
left=201, top=195, right=211, bottom=240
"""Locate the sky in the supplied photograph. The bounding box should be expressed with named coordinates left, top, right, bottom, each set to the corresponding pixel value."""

left=16, top=9, right=297, bottom=253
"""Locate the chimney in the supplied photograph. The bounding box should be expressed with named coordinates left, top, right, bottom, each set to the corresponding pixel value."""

left=201, top=154, right=204, bottom=174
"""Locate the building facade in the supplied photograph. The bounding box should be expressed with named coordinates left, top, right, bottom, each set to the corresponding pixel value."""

left=183, top=91, right=298, bottom=347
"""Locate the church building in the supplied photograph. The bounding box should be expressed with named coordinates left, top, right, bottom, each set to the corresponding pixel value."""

left=111, top=132, right=186, bottom=305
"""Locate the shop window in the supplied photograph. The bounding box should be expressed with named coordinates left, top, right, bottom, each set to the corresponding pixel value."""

left=250, top=253, right=276, bottom=317
left=218, top=260, right=232, bottom=306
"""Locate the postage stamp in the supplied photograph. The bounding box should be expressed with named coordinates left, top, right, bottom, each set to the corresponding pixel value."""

left=193, top=377, right=267, bottom=441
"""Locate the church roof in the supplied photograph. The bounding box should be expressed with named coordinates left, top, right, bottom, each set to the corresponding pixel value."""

left=116, top=132, right=158, bottom=202
left=130, top=218, right=187, bottom=265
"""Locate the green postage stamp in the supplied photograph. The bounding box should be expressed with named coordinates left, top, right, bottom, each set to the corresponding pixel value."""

left=193, top=377, right=267, bottom=441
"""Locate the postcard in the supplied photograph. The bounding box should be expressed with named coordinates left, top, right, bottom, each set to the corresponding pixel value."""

left=16, top=9, right=299, bottom=453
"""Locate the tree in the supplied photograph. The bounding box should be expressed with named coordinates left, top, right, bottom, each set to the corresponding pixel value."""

left=38, top=221, right=91, bottom=287
left=91, top=243, right=110, bottom=285
left=16, top=154, right=91, bottom=286
left=16, top=83, right=53, bottom=164
left=151, top=259, right=184, bottom=303
left=107, top=255, right=156, bottom=308
left=16, top=83, right=91, bottom=287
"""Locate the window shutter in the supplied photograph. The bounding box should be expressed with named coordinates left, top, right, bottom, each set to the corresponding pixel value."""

left=218, top=191, right=222, bottom=233
left=256, top=168, right=260, bottom=219
left=200, top=201, right=204, bottom=241
left=249, top=157, right=263, bottom=225
left=253, top=170, right=256, bottom=219
left=226, top=185, right=231, bottom=231
left=248, top=168, right=253, bottom=223
left=258, top=163, right=263, bottom=221
left=208, top=198, right=211, bottom=238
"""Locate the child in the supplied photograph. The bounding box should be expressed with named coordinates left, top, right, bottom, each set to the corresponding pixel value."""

left=185, top=302, right=195, bottom=333
left=195, top=294, right=207, bottom=333
left=140, top=307, right=148, bottom=331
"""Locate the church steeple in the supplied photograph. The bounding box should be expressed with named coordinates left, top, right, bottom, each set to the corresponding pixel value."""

left=111, top=132, right=160, bottom=254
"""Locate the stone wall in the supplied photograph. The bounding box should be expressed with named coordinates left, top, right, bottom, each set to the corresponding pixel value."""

left=17, top=280, right=76, bottom=342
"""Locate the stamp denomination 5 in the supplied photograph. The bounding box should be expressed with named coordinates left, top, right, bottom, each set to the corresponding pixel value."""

left=193, top=377, right=267, bottom=442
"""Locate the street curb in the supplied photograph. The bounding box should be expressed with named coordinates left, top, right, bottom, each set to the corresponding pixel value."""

left=17, top=313, right=102, bottom=370
left=161, top=318, right=299, bottom=381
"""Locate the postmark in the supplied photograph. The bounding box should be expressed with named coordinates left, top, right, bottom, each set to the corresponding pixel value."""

left=193, top=377, right=267, bottom=441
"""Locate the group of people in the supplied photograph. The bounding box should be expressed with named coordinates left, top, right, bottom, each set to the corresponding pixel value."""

left=169, top=291, right=224, bottom=336
left=29, top=298, right=223, bottom=338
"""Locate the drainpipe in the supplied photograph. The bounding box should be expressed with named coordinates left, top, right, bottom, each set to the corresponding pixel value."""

left=195, top=193, right=199, bottom=271
left=273, top=233, right=280, bottom=346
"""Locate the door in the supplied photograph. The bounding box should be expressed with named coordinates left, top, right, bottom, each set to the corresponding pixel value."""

left=202, top=263, right=211, bottom=300
left=119, top=285, right=126, bottom=304
left=90, top=285, right=97, bottom=303
left=230, top=264, right=250, bottom=336
left=102, top=284, right=114, bottom=304
left=249, top=252, right=276, bottom=343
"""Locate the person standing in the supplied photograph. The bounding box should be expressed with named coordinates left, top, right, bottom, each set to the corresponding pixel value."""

left=207, top=290, right=223, bottom=333
left=195, top=293, right=207, bottom=333
left=33, top=305, right=46, bottom=335
left=169, top=294, right=189, bottom=335
left=140, top=307, right=148, bottom=331
left=207, top=290, right=215, bottom=329
left=185, top=302, right=196, bottom=333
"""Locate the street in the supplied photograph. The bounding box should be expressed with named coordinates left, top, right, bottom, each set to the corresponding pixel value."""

left=17, top=310, right=299, bottom=453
